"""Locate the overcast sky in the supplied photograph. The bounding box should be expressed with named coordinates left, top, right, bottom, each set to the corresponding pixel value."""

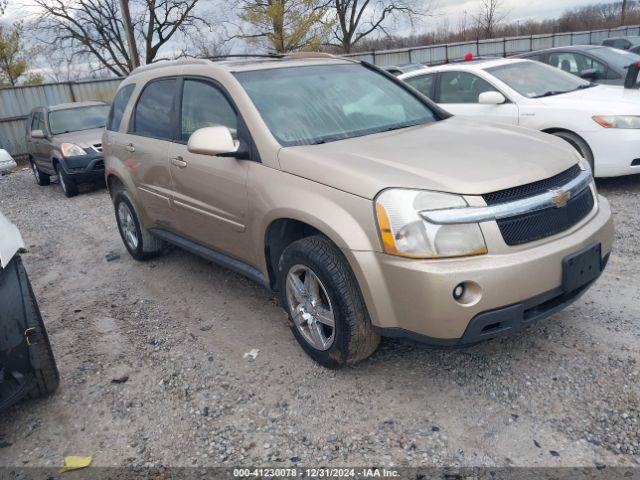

left=2, top=0, right=624, bottom=25
left=433, top=0, right=619, bottom=25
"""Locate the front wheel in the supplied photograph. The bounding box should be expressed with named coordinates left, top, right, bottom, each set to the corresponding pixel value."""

left=56, top=164, right=78, bottom=197
left=113, top=190, right=165, bottom=261
left=30, top=159, right=50, bottom=186
left=278, top=235, right=380, bottom=368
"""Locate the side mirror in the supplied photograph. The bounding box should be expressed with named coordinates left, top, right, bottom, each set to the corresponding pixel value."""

left=580, top=68, right=598, bottom=79
left=478, top=91, right=506, bottom=105
left=31, top=129, right=45, bottom=139
left=187, top=126, right=237, bottom=156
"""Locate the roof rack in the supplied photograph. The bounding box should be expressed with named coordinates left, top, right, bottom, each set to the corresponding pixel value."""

left=206, top=53, right=285, bottom=61
left=130, top=57, right=210, bottom=74
left=207, top=52, right=343, bottom=61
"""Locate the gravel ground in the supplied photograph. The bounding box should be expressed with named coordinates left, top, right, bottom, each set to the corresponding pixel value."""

left=0, top=168, right=638, bottom=469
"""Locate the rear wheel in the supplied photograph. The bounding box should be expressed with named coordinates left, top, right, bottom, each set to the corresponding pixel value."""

left=55, top=164, right=78, bottom=197
left=30, top=159, right=50, bottom=186
left=278, top=235, right=380, bottom=368
left=551, top=131, right=595, bottom=173
left=113, top=189, right=165, bottom=261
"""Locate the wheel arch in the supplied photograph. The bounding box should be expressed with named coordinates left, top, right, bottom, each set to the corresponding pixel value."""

left=262, top=211, right=376, bottom=292
left=541, top=128, right=594, bottom=158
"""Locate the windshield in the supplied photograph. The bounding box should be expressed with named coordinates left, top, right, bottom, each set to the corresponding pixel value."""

left=594, top=46, right=640, bottom=68
left=487, top=61, right=592, bottom=98
left=234, top=64, right=439, bottom=146
left=48, top=105, right=110, bottom=135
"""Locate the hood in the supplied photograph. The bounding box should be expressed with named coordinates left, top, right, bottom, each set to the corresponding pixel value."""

left=0, top=213, right=25, bottom=269
left=278, top=117, right=578, bottom=199
left=541, top=84, right=640, bottom=114
left=53, top=128, right=104, bottom=148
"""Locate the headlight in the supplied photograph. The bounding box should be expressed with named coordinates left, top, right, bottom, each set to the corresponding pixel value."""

left=593, top=115, right=640, bottom=129
left=61, top=143, right=87, bottom=157
left=375, top=189, right=487, bottom=259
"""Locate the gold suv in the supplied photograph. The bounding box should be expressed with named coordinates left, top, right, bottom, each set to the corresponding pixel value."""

left=103, top=54, right=614, bottom=367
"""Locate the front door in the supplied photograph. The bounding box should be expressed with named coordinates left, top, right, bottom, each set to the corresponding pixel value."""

left=168, top=78, right=250, bottom=262
left=437, top=71, right=519, bottom=125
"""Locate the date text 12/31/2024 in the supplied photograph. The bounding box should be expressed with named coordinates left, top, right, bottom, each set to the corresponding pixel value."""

left=233, top=468, right=400, bottom=478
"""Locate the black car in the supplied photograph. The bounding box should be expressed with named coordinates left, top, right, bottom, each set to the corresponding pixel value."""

left=602, top=36, right=640, bottom=54
left=0, top=214, right=59, bottom=411
left=514, top=45, right=640, bottom=86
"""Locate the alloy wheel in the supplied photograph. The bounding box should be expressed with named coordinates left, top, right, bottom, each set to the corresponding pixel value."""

left=285, top=264, right=335, bottom=351
left=32, top=163, right=40, bottom=183
left=117, top=202, right=139, bottom=250
left=58, top=169, right=67, bottom=194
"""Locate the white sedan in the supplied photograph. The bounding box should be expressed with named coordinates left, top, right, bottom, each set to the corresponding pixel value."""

left=399, top=58, right=640, bottom=177
left=0, top=149, right=16, bottom=173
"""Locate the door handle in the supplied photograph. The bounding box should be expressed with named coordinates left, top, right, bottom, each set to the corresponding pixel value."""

left=125, top=143, right=135, bottom=152
left=171, top=156, right=187, bottom=168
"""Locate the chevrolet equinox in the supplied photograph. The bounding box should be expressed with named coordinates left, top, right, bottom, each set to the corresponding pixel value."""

left=103, top=53, right=614, bottom=367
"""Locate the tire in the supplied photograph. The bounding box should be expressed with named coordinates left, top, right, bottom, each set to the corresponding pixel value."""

left=551, top=131, right=595, bottom=173
left=30, top=159, right=50, bottom=186
left=113, top=189, right=165, bottom=261
left=278, top=235, right=380, bottom=368
left=55, top=164, right=78, bottom=197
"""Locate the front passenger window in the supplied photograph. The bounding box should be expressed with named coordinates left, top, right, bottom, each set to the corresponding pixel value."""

left=180, top=80, right=238, bottom=142
left=439, top=71, right=498, bottom=104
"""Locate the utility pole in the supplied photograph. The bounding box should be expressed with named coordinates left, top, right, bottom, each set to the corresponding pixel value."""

left=119, top=0, right=140, bottom=70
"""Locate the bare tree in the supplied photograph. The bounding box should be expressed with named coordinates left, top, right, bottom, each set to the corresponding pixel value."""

left=33, top=0, right=210, bottom=76
left=330, top=0, right=426, bottom=53
left=473, top=0, right=507, bottom=39
left=621, top=0, right=628, bottom=23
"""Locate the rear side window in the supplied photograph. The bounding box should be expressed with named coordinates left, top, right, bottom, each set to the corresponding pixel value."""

left=405, top=74, right=435, bottom=99
left=107, top=84, right=135, bottom=131
left=180, top=80, right=238, bottom=142
left=133, top=78, right=176, bottom=140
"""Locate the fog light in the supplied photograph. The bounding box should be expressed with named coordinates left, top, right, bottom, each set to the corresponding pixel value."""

left=453, top=283, right=465, bottom=300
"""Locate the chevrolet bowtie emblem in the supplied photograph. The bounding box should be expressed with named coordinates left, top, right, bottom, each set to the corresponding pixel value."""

left=550, top=189, right=571, bottom=208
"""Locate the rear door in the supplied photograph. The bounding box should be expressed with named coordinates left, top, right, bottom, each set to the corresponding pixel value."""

left=435, top=70, right=519, bottom=125
left=126, top=77, right=178, bottom=228
left=167, top=77, right=250, bottom=261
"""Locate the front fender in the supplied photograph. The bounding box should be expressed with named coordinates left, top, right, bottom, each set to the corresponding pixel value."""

left=249, top=165, right=382, bottom=276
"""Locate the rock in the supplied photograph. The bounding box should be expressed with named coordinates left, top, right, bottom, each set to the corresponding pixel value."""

left=105, top=251, right=121, bottom=262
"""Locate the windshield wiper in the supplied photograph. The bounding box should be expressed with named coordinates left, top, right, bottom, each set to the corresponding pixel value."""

left=533, top=90, right=569, bottom=98
left=309, top=134, right=348, bottom=145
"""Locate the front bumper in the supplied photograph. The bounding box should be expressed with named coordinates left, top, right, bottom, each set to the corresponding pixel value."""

left=61, top=153, right=104, bottom=182
left=584, top=128, right=640, bottom=177
left=349, top=195, right=614, bottom=343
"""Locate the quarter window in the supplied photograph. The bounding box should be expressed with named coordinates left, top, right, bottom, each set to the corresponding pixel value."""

left=133, top=78, right=176, bottom=140
left=180, top=80, right=238, bottom=142
left=107, top=84, right=135, bottom=132
left=439, top=71, right=498, bottom=104
left=405, top=74, right=435, bottom=99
